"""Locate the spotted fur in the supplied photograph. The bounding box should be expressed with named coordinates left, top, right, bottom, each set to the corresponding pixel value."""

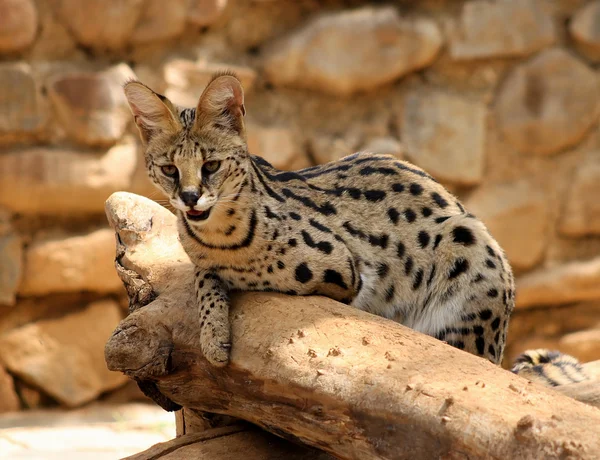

left=124, top=73, right=515, bottom=367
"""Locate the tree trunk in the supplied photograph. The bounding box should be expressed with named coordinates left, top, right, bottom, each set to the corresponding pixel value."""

left=105, top=192, right=600, bottom=460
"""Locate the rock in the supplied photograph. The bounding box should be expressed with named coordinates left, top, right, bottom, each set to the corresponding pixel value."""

left=51, top=0, right=144, bottom=50
left=0, top=300, right=126, bottom=407
left=309, top=134, right=360, bottom=165
left=0, top=140, right=138, bottom=214
left=0, top=223, right=22, bottom=306
left=0, top=293, right=92, bottom=336
left=560, top=158, right=600, bottom=237
left=28, top=0, right=75, bottom=60
left=559, top=329, right=600, bottom=364
left=516, top=258, right=600, bottom=308
left=164, top=59, right=257, bottom=107
left=187, top=0, right=228, bottom=27
left=401, top=90, right=486, bottom=186
left=48, top=64, right=135, bottom=147
left=13, top=379, right=47, bottom=409
left=508, top=301, right=600, bottom=341
left=466, top=181, right=548, bottom=271
left=507, top=328, right=600, bottom=366
left=495, top=48, right=600, bottom=155
left=262, top=7, right=442, bottom=95
left=0, top=0, right=38, bottom=53
left=18, top=228, right=122, bottom=296
left=361, top=137, right=404, bottom=159
left=130, top=0, right=186, bottom=44
left=569, top=1, right=600, bottom=61
left=0, top=62, right=47, bottom=139
left=247, top=125, right=310, bottom=170
left=0, top=365, right=19, bottom=413
left=449, top=0, right=555, bottom=60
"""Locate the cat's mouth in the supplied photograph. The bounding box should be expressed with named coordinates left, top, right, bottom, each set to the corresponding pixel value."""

left=186, top=207, right=212, bottom=221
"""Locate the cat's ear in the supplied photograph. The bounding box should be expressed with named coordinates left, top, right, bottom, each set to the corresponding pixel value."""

left=123, top=81, right=181, bottom=145
left=194, top=72, right=245, bottom=135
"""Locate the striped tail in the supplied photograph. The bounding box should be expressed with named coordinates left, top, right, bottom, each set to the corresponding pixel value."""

left=511, top=349, right=590, bottom=387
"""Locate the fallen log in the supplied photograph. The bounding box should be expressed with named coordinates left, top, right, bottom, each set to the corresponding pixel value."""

left=105, top=192, right=600, bottom=460
left=124, top=424, right=334, bottom=460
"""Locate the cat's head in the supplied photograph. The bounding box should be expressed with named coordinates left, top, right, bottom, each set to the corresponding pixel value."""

left=123, top=72, right=248, bottom=225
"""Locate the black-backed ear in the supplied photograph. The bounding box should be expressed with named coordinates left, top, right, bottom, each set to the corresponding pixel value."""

left=194, top=73, right=245, bottom=135
left=123, top=81, right=181, bottom=145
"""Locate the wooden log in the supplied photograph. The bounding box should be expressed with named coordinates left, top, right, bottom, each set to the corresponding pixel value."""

left=105, top=192, right=600, bottom=460
left=124, top=424, right=334, bottom=460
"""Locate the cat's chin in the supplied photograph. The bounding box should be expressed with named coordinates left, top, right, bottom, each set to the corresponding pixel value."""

left=186, top=207, right=212, bottom=222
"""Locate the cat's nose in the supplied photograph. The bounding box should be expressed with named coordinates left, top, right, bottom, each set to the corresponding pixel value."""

left=180, top=191, right=199, bottom=207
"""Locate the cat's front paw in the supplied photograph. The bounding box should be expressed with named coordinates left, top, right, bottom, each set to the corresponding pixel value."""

left=200, top=321, right=231, bottom=367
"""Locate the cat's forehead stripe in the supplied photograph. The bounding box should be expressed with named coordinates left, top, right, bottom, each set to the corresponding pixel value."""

left=179, top=108, right=197, bottom=130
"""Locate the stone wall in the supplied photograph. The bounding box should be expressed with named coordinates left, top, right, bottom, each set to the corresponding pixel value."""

left=0, top=0, right=599, bottom=412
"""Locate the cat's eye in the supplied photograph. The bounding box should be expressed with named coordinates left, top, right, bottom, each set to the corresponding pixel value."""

left=160, top=165, right=178, bottom=177
left=203, top=161, right=221, bottom=174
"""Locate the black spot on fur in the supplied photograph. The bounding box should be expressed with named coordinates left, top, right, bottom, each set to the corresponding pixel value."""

left=494, top=331, right=500, bottom=344
left=449, top=258, right=469, bottom=279
left=264, top=206, right=279, bottom=220
left=421, top=207, right=432, bottom=217
left=412, top=269, right=424, bottom=290
left=452, top=226, right=476, bottom=246
left=432, top=192, right=449, bottom=208
left=388, top=208, right=400, bottom=224
left=323, top=270, right=348, bottom=289
left=479, top=309, right=493, bottom=320
left=397, top=241, right=405, bottom=258
left=277, top=260, right=285, bottom=270
left=488, top=344, right=496, bottom=358
left=404, top=209, right=417, bottom=223
left=476, top=337, right=485, bottom=355
left=392, top=183, right=405, bottom=193
left=486, top=259, right=497, bottom=269
left=295, top=263, right=313, bottom=283
left=427, top=265, right=436, bottom=286
left=301, top=230, right=333, bottom=254
left=385, top=284, right=395, bottom=302
left=487, top=288, right=499, bottom=298
left=289, top=212, right=301, bottom=221
left=267, top=266, right=273, bottom=274
left=368, top=233, right=389, bottom=249
left=409, top=183, right=423, bottom=196
left=452, top=341, right=465, bottom=350
left=309, top=219, right=332, bottom=233
left=473, top=325, right=484, bottom=336
left=347, top=188, right=361, bottom=199
left=418, top=231, right=430, bottom=248
left=360, top=166, right=398, bottom=176
left=226, top=208, right=235, bottom=216
left=486, top=245, right=496, bottom=258
left=433, top=234, right=443, bottom=250
left=377, top=263, right=389, bottom=278
left=435, top=216, right=450, bottom=224
left=282, top=188, right=337, bottom=216
left=472, top=273, right=485, bottom=284
left=491, top=317, right=501, bottom=330
left=364, top=190, right=386, bottom=202
left=404, top=257, right=414, bottom=275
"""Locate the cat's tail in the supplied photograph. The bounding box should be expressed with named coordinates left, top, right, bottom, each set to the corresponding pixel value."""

left=511, top=349, right=599, bottom=408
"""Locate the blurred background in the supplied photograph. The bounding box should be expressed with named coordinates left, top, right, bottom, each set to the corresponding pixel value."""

left=1, top=0, right=600, bottom=457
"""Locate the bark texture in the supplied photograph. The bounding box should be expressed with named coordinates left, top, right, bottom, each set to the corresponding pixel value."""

left=105, top=192, right=600, bottom=460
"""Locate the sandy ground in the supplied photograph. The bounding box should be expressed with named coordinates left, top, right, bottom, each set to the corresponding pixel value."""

left=0, top=403, right=175, bottom=459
